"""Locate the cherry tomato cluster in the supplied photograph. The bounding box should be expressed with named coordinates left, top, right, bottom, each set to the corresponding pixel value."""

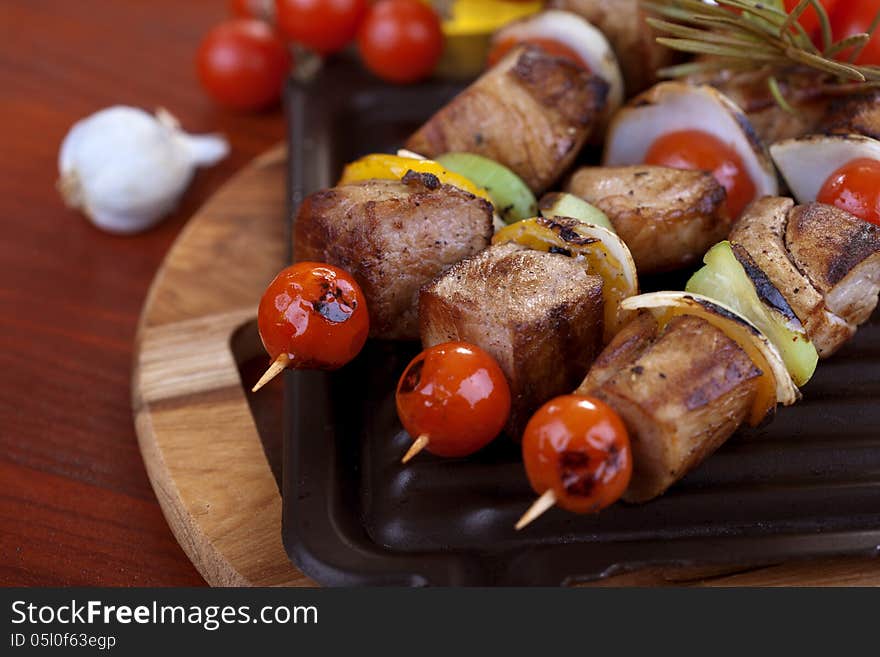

left=197, top=0, right=444, bottom=110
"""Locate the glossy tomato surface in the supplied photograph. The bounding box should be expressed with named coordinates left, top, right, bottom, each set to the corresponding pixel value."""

left=818, top=157, right=880, bottom=226
left=275, top=0, right=367, bottom=55
left=522, top=395, right=631, bottom=514
left=829, top=0, right=880, bottom=65
left=357, top=0, right=444, bottom=84
left=396, top=342, right=511, bottom=458
left=645, top=129, right=756, bottom=218
left=197, top=19, right=291, bottom=110
left=487, top=37, right=590, bottom=70
left=257, top=262, right=369, bottom=369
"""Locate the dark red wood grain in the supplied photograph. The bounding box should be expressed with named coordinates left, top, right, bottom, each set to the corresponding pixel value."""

left=0, top=0, right=287, bottom=585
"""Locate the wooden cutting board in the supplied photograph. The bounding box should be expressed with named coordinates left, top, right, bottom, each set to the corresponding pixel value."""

left=131, top=145, right=880, bottom=587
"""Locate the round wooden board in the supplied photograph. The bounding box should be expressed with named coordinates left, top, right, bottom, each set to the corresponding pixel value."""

left=132, top=145, right=880, bottom=587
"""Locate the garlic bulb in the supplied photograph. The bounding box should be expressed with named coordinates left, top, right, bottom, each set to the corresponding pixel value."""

left=58, top=106, right=229, bottom=234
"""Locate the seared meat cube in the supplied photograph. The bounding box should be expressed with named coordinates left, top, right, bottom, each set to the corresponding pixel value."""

left=786, top=203, right=880, bottom=334
left=729, top=197, right=851, bottom=356
left=578, top=312, right=761, bottom=502
left=566, top=165, right=730, bottom=273
left=420, top=242, right=605, bottom=437
left=405, top=46, right=609, bottom=193
left=730, top=198, right=880, bottom=357
left=547, top=0, right=681, bottom=94
left=293, top=173, right=494, bottom=341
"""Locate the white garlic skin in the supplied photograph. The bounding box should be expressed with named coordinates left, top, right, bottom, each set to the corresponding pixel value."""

left=58, top=106, right=229, bottom=235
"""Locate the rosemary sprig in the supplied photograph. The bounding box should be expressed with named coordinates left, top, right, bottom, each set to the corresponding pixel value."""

left=646, top=0, right=880, bottom=101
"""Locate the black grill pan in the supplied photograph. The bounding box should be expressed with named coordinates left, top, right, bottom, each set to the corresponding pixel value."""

left=282, top=59, right=880, bottom=586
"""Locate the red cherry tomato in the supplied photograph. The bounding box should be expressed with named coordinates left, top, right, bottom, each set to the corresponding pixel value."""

left=817, top=158, right=880, bottom=226
left=644, top=129, right=756, bottom=218
left=396, top=342, right=511, bottom=458
left=522, top=395, right=631, bottom=514
left=230, top=0, right=274, bottom=21
left=275, top=0, right=367, bottom=55
left=487, top=37, right=591, bottom=70
left=197, top=19, right=291, bottom=111
left=829, top=0, right=880, bottom=65
left=357, top=0, right=444, bottom=84
left=257, top=262, right=369, bottom=369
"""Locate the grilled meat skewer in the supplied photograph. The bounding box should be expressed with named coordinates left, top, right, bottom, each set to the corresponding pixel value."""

left=293, top=172, right=493, bottom=341
left=577, top=201, right=880, bottom=502
left=566, top=165, right=730, bottom=273
left=578, top=311, right=762, bottom=502
left=406, top=46, right=609, bottom=194
left=421, top=242, right=605, bottom=436
left=729, top=198, right=880, bottom=357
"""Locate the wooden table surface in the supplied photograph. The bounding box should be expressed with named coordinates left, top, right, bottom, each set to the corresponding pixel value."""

left=0, top=0, right=286, bottom=585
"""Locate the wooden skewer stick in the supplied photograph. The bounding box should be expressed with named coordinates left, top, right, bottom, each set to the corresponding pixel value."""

left=252, top=354, right=291, bottom=393
left=515, top=489, right=557, bottom=531
left=401, top=434, right=430, bottom=464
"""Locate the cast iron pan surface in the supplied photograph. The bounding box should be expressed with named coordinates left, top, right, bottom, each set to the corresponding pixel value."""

left=282, top=59, right=880, bottom=586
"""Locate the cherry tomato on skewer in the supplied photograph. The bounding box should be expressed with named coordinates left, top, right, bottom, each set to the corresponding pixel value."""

left=395, top=342, right=511, bottom=463
left=516, top=395, right=631, bottom=530
left=644, top=129, right=756, bottom=218
left=253, top=261, right=370, bottom=391
left=818, top=158, right=880, bottom=227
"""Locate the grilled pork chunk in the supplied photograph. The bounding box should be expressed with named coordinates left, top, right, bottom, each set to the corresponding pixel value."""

left=405, top=46, right=609, bottom=193
left=730, top=198, right=880, bottom=356
left=786, top=203, right=880, bottom=333
left=420, top=242, right=605, bottom=436
left=577, top=312, right=761, bottom=502
left=547, top=0, right=680, bottom=95
left=566, top=165, right=730, bottom=273
left=293, top=173, right=493, bottom=341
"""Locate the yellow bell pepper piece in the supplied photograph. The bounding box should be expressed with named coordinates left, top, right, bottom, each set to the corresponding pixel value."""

left=338, top=154, right=493, bottom=203
left=441, top=1, right=543, bottom=37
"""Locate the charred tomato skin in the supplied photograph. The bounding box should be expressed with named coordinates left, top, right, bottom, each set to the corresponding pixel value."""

left=396, top=342, right=511, bottom=458
left=257, top=261, right=369, bottom=369
left=522, top=395, right=631, bottom=514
